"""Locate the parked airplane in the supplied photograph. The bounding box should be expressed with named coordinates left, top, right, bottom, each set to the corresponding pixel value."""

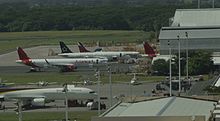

left=59, top=41, right=102, bottom=53
left=59, top=43, right=140, bottom=61
left=16, top=47, right=108, bottom=72
left=78, top=42, right=102, bottom=52
left=0, top=85, right=97, bottom=108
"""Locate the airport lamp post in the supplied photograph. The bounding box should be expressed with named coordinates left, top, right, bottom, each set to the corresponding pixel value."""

left=185, top=32, right=189, bottom=84
left=95, top=69, right=101, bottom=116
left=108, top=65, right=112, bottom=107
left=177, top=35, right=181, bottom=94
left=63, top=83, right=69, bottom=121
left=213, top=0, right=215, bottom=8
left=168, top=40, right=172, bottom=96
left=17, top=100, right=22, bottom=121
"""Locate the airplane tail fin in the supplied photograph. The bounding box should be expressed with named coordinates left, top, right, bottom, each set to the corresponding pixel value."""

left=78, top=42, right=90, bottom=52
left=17, top=47, right=30, bottom=60
left=59, top=41, right=73, bottom=53
left=143, top=42, right=156, bottom=57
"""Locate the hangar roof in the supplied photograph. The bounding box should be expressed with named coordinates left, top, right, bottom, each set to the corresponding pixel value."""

left=159, top=9, right=220, bottom=53
left=159, top=26, right=220, bottom=52
left=159, top=26, right=220, bottom=40
left=103, top=97, right=216, bottom=121
left=172, top=9, right=220, bottom=27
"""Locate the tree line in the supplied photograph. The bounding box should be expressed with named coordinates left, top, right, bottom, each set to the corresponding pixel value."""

left=0, top=3, right=189, bottom=32
left=152, top=51, right=214, bottom=76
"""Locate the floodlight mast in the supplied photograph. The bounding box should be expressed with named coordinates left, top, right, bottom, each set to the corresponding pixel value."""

left=108, top=65, right=112, bottom=107
left=177, top=35, right=181, bottom=94
left=185, top=32, right=189, bottom=85
left=63, top=83, right=69, bottom=121
left=168, top=40, right=172, bottom=96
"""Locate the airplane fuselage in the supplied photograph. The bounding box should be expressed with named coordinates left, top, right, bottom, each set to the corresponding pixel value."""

left=16, top=58, right=108, bottom=68
left=2, top=86, right=97, bottom=101
left=59, top=51, right=140, bottom=61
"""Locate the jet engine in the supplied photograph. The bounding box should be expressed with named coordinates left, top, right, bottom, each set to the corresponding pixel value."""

left=31, top=98, right=45, bottom=106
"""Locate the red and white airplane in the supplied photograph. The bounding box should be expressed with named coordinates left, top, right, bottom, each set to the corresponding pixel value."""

left=16, top=47, right=108, bottom=72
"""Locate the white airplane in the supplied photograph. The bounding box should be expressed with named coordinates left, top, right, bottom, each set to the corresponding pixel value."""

left=58, top=42, right=140, bottom=61
left=0, top=85, right=97, bottom=107
left=16, top=47, right=108, bottom=72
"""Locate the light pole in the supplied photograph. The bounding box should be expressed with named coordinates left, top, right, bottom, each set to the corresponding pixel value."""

left=212, top=0, right=215, bottom=8
left=185, top=32, right=189, bottom=84
left=168, top=40, right=172, bottom=96
left=17, top=99, right=22, bottom=121
left=108, top=65, right=112, bottom=107
left=129, top=80, right=133, bottom=102
left=177, top=35, right=181, bottom=94
left=63, top=83, right=68, bottom=121
left=95, top=69, right=101, bottom=116
left=198, top=0, right=200, bottom=8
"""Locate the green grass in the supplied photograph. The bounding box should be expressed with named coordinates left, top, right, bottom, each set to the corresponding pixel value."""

left=0, top=30, right=149, bottom=54
left=0, top=111, right=97, bottom=121
left=0, top=72, right=164, bottom=85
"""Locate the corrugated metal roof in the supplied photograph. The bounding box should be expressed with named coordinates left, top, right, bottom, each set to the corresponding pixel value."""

left=159, top=27, right=220, bottom=53
left=159, top=27, right=220, bottom=40
left=172, top=9, right=220, bottom=27
left=104, top=97, right=216, bottom=121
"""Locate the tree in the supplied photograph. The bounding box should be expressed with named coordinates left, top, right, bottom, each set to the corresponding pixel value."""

left=152, top=59, right=169, bottom=75
left=188, top=51, right=213, bottom=75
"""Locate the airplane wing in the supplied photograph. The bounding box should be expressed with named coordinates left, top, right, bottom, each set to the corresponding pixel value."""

left=12, top=95, right=45, bottom=99
left=72, top=81, right=84, bottom=85
left=3, top=95, right=45, bottom=100
left=27, top=82, right=37, bottom=85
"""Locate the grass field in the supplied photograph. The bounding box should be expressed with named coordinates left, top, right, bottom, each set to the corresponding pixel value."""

left=0, top=111, right=97, bottom=121
left=0, top=72, right=164, bottom=85
left=0, top=30, right=149, bottom=54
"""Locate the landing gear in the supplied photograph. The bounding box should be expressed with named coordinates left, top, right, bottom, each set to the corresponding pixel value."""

left=28, top=68, right=43, bottom=72
left=29, top=68, right=37, bottom=72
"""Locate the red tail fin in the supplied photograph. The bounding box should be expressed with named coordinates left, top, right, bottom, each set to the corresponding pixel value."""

left=17, top=47, right=30, bottom=60
left=78, top=42, right=90, bottom=52
left=143, top=42, right=156, bottom=57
